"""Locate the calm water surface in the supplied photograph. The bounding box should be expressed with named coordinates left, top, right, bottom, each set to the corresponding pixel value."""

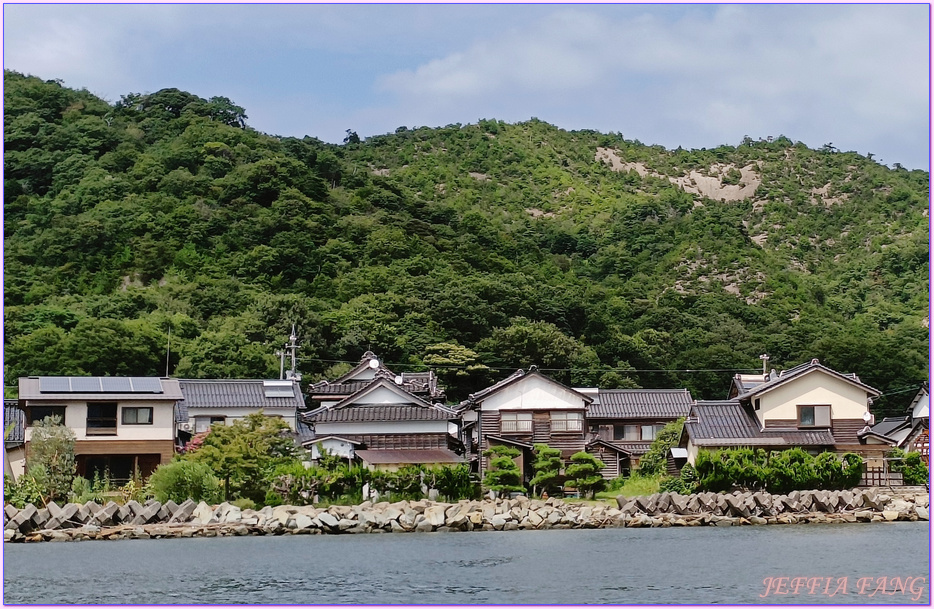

left=3, top=522, right=930, bottom=605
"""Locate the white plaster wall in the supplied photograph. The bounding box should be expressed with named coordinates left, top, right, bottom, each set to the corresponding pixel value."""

left=310, top=438, right=355, bottom=460
left=686, top=439, right=700, bottom=465
left=186, top=407, right=296, bottom=431
left=351, top=386, right=412, bottom=405
left=23, top=400, right=175, bottom=442
left=6, top=446, right=26, bottom=478
left=480, top=376, right=586, bottom=412
left=756, top=371, right=869, bottom=424
left=315, top=420, right=448, bottom=435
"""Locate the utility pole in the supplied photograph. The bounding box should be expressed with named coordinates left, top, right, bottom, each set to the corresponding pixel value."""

left=165, top=327, right=171, bottom=377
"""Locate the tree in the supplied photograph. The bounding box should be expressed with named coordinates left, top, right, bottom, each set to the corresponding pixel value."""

left=186, top=412, right=300, bottom=502
left=148, top=460, right=222, bottom=503
left=565, top=452, right=605, bottom=498
left=343, top=129, right=361, bottom=145
left=529, top=443, right=563, bottom=497
left=482, top=445, right=524, bottom=495
left=26, top=416, right=76, bottom=504
left=636, top=418, right=684, bottom=477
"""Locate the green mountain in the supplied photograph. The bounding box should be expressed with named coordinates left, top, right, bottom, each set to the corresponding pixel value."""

left=3, top=71, right=929, bottom=412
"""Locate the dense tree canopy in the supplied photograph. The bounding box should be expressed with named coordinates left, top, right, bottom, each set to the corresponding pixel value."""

left=4, top=71, right=928, bottom=413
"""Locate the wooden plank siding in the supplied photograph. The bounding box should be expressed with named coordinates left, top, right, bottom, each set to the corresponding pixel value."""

left=479, top=410, right=587, bottom=473
left=356, top=433, right=450, bottom=451
left=587, top=445, right=620, bottom=479
left=67, top=439, right=175, bottom=463
left=832, top=419, right=868, bottom=444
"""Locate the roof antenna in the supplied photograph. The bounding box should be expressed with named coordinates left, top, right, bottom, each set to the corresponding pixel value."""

left=759, top=354, right=770, bottom=377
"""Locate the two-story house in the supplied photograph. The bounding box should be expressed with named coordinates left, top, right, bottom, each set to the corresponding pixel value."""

left=177, top=378, right=304, bottom=436
left=577, top=387, right=693, bottom=473
left=458, top=367, right=631, bottom=482
left=17, top=376, right=184, bottom=482
left=679, top=359, right=884, bottom=466
left=299, top=357, right=463, bottom=470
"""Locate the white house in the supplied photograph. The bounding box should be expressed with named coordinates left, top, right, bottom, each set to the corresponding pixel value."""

left=17, top=376, right=183, bottom=482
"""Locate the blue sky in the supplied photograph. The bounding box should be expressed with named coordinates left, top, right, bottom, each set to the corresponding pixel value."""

left=3, top=3, right=930, bottom=169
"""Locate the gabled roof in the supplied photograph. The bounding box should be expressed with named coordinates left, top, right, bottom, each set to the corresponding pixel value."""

left=311, top=405, right=453, bottom=423
left=909, top=384, right=929, bottom=420
left=333, top=351, right=394, bottom=383
left=586, top=389, right=692, bottom=419
left=585, top=438, right=631, bottom=455
left=735, top=359, right=880, bottom=401
left=177, top=379, right=304, bottom=410
left=462, top=367, right=593, bottom=407
left=302, top=378, right=455, bottom=424
left=684, top=400, right=835, bottom=447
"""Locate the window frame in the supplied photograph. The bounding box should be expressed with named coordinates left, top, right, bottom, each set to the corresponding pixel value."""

left=797, top=404, right=831, bottom=428
left=121, top=407, right=154, bottom=425
left=26, top=405, right=66, bottom=426
left=500, top=411, right=532, bottom=433
left=86, top=402, right=118, bottom=436
left=551, top=411, right=583, bottom=432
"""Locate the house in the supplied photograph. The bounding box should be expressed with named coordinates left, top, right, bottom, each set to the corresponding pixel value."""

left=306, top=351, right=445, bottom=409
left=577, top=388, right=693, bottom=473
left=177, top=378, right=304, bottom=436
left=680, top=399, right=836, bottom=464
left=458, top=367, right=624, bottom=483
left=679, top=359, right=886, bottom=466
left=4, top=399, right=26, bottom=479
left=299, top=359, right=463, bottom=471
left=17, top=376, right=183, bottom=482
left=864, top=383, right=930, bottom=465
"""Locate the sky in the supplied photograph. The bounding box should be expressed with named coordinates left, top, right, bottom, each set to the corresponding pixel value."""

left=3, top=3, right=930, bottom=170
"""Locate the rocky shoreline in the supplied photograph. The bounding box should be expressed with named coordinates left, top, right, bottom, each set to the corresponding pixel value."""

left=4, top=487, right=928, bottom=543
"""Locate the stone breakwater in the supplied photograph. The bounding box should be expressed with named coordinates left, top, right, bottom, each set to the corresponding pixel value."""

left=4, top=488, right=928, bottom=543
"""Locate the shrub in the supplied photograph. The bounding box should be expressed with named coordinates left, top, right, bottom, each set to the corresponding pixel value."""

left=26, top=416, right=76, bottom=503
left=694, top=448, right=864, bottom=493
left=888, top=448, right=930, bottom=485
left=4, top=474, right=43, bottom=508
left=482, top=445, right=524, bottom=494
left=565, top=452, right=605, bottom=498
left=231, top=497, right=256, bottom=511
left=529, top=443, right=563, bottom=496
left=637, top=418, right=684, bottom=477
left=148, top=460, right=223, bottom=503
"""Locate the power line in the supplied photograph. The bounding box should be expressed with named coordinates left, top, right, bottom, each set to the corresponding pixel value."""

left=301, top=357, right=761, bottom=374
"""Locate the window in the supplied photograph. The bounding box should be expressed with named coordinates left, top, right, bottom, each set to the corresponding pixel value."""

left=551, top=411, right=583, bottom=432
left=798, top=405, right=831, bottom=428
left=195, top=416, right=226, bottom=433
left=86, top=402, right=117, bottom=435
left=642, top=425, right=657, bottom=441
left=500, top=412, right=532, bottom=433
left=622, top=425, right=640, bottom=441
left=122, top=407, right=153, bottom=425
left=26, top=406, right=66, bottom=426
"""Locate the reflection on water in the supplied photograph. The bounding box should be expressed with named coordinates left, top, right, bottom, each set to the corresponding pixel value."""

left=4, top=523, right=930, bottom=605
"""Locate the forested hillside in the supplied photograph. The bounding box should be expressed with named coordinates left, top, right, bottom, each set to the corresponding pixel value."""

left=3, top=71, right=929, bottom=412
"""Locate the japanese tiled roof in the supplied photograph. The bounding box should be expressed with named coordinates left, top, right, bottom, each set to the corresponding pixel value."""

left=735, top=359, right=880, bottom=401
left=686, top=400, right=835, bottom=447
left=355, top=448, right=464, bottom=465
left=177, top=379, right=304, bottom=409
left=587, top=389, right=693, bottom=419
left=869, top=416, right=912, bottom=439
left=307, top=404, right=454, bottom=423
left=4, top=400, right=24, bottom=445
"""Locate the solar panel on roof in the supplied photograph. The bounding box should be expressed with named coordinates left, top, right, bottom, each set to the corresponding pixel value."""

left=100, top=377, right=132, bottom=392
left=71, top=377, right=103, bottom=392
left=38, top=377, right=71, bottom=393
left=128, top=378, right=163, bottom=393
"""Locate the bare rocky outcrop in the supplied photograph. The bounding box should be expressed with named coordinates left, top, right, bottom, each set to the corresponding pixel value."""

left=4, top=488, right=927, bottom=543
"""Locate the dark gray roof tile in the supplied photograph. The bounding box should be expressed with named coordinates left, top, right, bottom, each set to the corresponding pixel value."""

left=588, top=389, right=692, bottom=419
left=178, top=379, right=304, bottom=410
